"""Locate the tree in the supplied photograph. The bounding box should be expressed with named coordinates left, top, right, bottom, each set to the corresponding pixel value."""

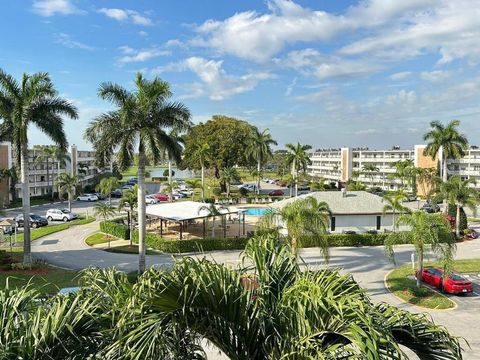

left=85, top=73, right=191, bottom=273
left=96, top=177, right=120, bottom=205
left=219, top=167, right=240, bottom=198
left=310, top=178, right=326, bottom=191
left=416, top=167, right=439, bottom=201
left=118, top=185, right=138, bottom=244
left=386, top=211, right=455, bottom=287
left=382, top=190, right=410, bottom=232
left=55, top=173, right=78, bottom=212
left=259, top=197, right=331, bottom=257
left=0, top=69, right=78, bottom=264
left=362, top=164, right=379, bottom=187
left=93, top=202, right=116, bottom=248
left=347, top=181, right=366, bottom=191
left=34, top=145, right=56, bottom=199
left=0, top=166, right=18, bottom=204
left=285, top=142, right=312, bottom=197
left=390, top=159, right=415, bottom=190
left=185, top=178, right=201, bottom=200
left=424, top=120, right=468, bottom=212
left=188, top=142, right=210, bottom=200
left=52, top=148, right=70, bottom=195
left=198, top=203, right=227, bottom=237
left=246, top=128, right=277, bottom=194
left=439, top=176, right=478, bottom=237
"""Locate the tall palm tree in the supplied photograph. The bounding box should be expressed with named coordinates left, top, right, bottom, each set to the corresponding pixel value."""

left=35, top=145, right=56, bottom=198
left=118, top=185, right=138, bottom=244
left=362, top=164, right=379, bottom=187
left=246, top=128, right=277, bottom=194
left=285, top=142, right=312, bottom=197
left=259, top=197, right=331, bottom=257
left=416, top=167, right=438, bottom=201
left=0, top=69, right=77, bottom=264
left=185, top=178, right=202, bottom=200
left=96, top=176, right=120, bottom=205
left=163, top=130, right=184, bottom=202
left=198, top=203, right=227, bottom=237
left=219, top=167, right=240, bottom=198
left=85, top=73, right=191, bottom=273
left=382, top=190, right=410, bottom=232
left=55, top=173, right=78, bottom=212
left=53, top=147, right=70, bottom=194
left=390, top=159, right=415, bottom=190
left=439, top=176, right=478, bottom=237
left=386, top=211, right=455, bottom=287
left=93, top=202, right=116, bottom=248
left=190, top=142, right=210, bottom=200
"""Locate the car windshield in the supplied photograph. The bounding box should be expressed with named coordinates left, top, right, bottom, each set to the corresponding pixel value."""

left=61, top=209, right=70, bottom=214
left=30, top=215, right=42, bottom=220
left=450, top=274, right=466, bottom=281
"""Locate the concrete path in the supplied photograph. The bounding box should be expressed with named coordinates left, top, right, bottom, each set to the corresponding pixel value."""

left=31, top=222, right=480, bottom=359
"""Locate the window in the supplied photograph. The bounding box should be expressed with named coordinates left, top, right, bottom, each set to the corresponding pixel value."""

left=331, top=217, right=336, bottom=232
left=376, top=216, right=381, bottom=230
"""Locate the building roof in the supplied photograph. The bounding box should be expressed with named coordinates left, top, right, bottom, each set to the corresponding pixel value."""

left=145, top=201, right=239, bottom=222
left=270, top=191, right=390, bottom=215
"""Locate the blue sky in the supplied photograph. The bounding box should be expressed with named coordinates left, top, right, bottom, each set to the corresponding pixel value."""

left=1, top=0, right=480, bottom=150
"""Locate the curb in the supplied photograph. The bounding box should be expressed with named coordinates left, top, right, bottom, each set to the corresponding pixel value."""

left=383, top=269, right=458, bottom=312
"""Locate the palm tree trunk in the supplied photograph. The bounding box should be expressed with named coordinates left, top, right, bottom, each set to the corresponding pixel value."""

left=46, top=158, right=50, bottom=199
left=109, top=194, right=112, bottom=206
left=128, top=211, right=133, bottom=246
left=456, top=204, right=461, bottom=237
left=257, top=160, right=261, bottom=195
left=393, top=209, right=396, bottom=233
left=168, top=159, right=173, bottom=203
left=443, top=158, right=448, bottom=214
left=201, top=164, right=205, bottom=200
left=137, top=152, right=147, bottom=273
left=417, top=249, right=423, bottom=288
left=211, top=217, right=215, bottom=237
left=68, top=190, right=72, bottom=212
left=21, top=144, right=31, bottom=265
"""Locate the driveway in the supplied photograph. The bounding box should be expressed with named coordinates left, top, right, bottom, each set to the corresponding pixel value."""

left=32, top=224, right=480, bottom=359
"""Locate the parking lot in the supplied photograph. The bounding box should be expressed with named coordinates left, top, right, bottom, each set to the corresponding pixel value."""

left=445, top=273, right=480, bottom=308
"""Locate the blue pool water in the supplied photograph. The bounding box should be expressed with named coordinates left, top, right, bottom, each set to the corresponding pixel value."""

left=243, top=208, right=270, bottom=216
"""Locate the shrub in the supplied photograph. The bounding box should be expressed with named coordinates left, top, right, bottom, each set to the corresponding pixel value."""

left=239, top=187, right=248, bottom=196
left=212, top=187, right=222, bottom=196
left=448, top=204, right=468, bottom=232
left=302, top=232, right=412, bottom=248
left=100, top=220, right=129, bottom=240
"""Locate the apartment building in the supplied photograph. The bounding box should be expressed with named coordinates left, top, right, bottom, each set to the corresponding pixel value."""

left=308, top=145, right=437, bottom=191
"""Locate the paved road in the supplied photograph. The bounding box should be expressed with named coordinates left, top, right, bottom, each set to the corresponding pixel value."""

left=31, top=222, right=480, bottom=358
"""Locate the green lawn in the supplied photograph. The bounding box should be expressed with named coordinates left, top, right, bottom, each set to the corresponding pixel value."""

left=386, top=259, right=480, bottom=310
left=7, top=197, right=53, bottom=208
left=85, top=232, right=110, bottom=246
left=14, top=217, right=95, bottom=243
left=104, top=244, right=161, bottom=255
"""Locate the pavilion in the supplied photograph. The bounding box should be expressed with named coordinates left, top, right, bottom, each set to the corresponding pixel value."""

left=145, top=201, right=246, bottom=240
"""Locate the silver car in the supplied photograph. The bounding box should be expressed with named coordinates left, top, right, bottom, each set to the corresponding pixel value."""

left=46, top=208, right=78, bottom=222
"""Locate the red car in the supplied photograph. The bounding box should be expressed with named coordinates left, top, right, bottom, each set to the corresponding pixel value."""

left=268, top=190, right=284, bottom=196
left=417, top=267, right=473, bottom=294
left=152, top=193, right=169, bottom=202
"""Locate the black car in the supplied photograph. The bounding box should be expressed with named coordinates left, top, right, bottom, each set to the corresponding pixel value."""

left=111, top=189, right=122, bottom=198
left=14, top=214, right=48, bottom=228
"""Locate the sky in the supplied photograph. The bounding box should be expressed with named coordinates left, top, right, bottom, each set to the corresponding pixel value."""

left=1, top=0, right=480, bottom=150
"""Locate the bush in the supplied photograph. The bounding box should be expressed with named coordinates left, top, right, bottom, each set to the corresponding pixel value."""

left=448, top=204, right=468, bottom=232
left=302, top=232, right=412, bottom=248
left=212, top=187, right=222, bottom=196
left=100, top=220, right=129, bottom=240
left=239, top=187, right=249, bottom=196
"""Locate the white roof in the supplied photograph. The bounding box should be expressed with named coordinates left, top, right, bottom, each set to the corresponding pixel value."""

left=145, top=201, right=238, bottom=222
left=270, top=191, right=390, bottom=215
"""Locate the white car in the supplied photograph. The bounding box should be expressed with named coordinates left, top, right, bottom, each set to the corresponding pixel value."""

left=145, top=195, right=157, bottom=205
left=76, top=194, right=98, bottom=202
left=46, top=208, right=78, bottom=222
left=179, top=189, right=194, bottom=197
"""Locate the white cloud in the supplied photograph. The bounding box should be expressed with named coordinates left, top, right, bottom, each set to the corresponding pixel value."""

left=32, top=0, right=83, bottom=16
left=420, top=70, right=450, bottom=83
left=55, top=33, right=94, bottom=51
left=389, top=71, right=412, bottom=80
left=285, top=77, right=297, bottom=96
left=155, top=57, right=274, bottom=100
left=138, top=31, right=148, bottom=37
left=354, top=128, right=382, bottom=135
left=385, top=89, right=417, bottom=106
left=98, top=8, right=153, bottom=26
left=117, top=46, right=170, bottom=64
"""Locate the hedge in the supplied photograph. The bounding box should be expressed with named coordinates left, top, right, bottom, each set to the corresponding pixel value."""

left=100, top=220, right=129, bottom=240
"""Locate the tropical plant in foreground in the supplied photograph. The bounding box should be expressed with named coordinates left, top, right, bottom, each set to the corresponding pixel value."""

left=56, top=172, right=78, bottom=212
left=96, top=176, right=120, bottom=205
left=382, top=190, right=410, bottom=232
left=386, top=211, right=456, bottom=287
left=0, top=236, right=464, bottom=359
left=246, top=128, right=277, bottom=194
left=85, top=72, right=191, bottom=272
left=0, top=69, right=78, bottom=264
left=93, top=202, right=116, bottom=247
left=285, top=142, right=312, bottom=197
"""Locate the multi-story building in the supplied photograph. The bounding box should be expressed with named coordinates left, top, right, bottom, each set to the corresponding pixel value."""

left=308, top=145, right=438, bottom=192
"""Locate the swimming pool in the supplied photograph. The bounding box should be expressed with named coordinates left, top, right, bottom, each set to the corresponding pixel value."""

left=243, top=207, right=271, bottom=216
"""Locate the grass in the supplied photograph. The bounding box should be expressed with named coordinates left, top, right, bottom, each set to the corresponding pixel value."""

left=467, top=217, right=480, bottom=222
left=386, top=259, right=480, bottom=310
left=104, top=244, right=161, bottom=255
left=14, top=217, right=96, bottom=243
left=7, top=197, right=52, bottom=208
left=85, top=232, right=110, bottom=246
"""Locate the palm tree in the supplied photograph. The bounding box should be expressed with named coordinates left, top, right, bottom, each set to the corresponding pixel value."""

left=382, top=190, right=410, bottom=232
left=0, top=69, right=77, bottom=264
left=362, top=164, right=379, bottom=187
left=198, top=203, right=227, bottom=237
left=219, top=167, right=240, bottom=198
left=386, top=211, right=455, bottom=288
left=390, top=159, right=415, bottom=190
left=439, top=176, right=478, bottom=237
left=347, top=181, right=366, bottom=191
left=259, top=197, right=331, bottom=257
left=55, top=173, right=78, bottom=212
left=163, top=130, right=184, bottom=203
left=416, top=167, right=438, bottom=201
left=0, top=166, right=17, bottom=204
left=285, top=142, right=312, bottom=197
left=185, top=178, right=202, bottom=200
left=35, top=145, right=56, bottom=199
left=246, top=128, right=277, bottom=194
left=310, top=178, right=326, bottom=191
left=85, top=73, right=191, bottom=273
left=190, top=142, right=210, bottom=200
left=93, top=202, right=116, bottom=248
left=96, top=177, right=120, bottom=205
left=118, top=186, right=138, bottom=244
left=53, top=147, right=70, bottom=191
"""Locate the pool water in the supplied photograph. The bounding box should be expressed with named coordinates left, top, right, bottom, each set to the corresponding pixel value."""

left=243, top=208, right=271, bottom=216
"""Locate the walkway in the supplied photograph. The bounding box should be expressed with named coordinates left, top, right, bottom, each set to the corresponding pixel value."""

left=31, top=222, right=480, bottom=359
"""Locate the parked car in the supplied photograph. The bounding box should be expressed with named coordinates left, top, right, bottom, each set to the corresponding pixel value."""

left=465, top=229, right=479, bottom=239
left=76, top=194, right=99, bottom=202
left=179, top=189, right=194, bottom=197
left=268, top=189, right=284, bottom=196
left=152, top=193, right=169, bottom=202
left=171, top=192, right=185, bottom=200
left=342, top=230, right=357, bottom=234
left=93, top=192, right=106, bottom=200
left=122, top=185, right=134, bottom=191
left=111, top=189, right=122, bottom=198
left=145, top=195, right=158, bottom=205
left=15, top=214, right=48, bottom=228
left=422, top=203, right=440, bottom=213
left=416, top=267, right=473, bottom=294
left=46, top=208, right=78, bottom=222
